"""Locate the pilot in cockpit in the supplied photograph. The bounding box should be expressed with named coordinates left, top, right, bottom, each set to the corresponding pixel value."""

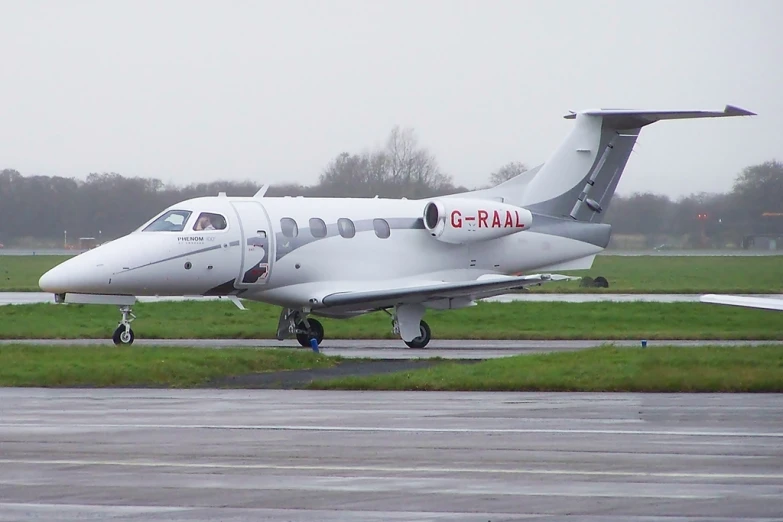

left=195, top=215, right=215, bottom=231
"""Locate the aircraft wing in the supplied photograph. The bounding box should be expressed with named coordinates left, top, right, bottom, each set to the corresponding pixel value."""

left=700, top=294, right=783, bottom=312
left=319, top=273, right=576, bottom=310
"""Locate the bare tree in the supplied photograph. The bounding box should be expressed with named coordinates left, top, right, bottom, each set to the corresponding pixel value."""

left=385, top=126, right=453, bottom=198
left=319, top=152, right=370, bottom=196
left=489, top=161, right=528, bottom=186
left=318, top=126, right=456, bottom=198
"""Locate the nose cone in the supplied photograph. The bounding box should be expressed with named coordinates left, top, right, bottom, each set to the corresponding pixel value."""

left=39, top=265, right=68, bottom=293
left=39, top=254, right=112, bottom=294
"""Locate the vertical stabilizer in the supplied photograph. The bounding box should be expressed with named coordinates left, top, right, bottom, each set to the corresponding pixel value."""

left=511, top=105, right=754, bottom=222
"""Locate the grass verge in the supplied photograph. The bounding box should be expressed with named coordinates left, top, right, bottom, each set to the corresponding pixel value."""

left=310, top=345, right=783, bottom=392
left=0, top=255, right=71, bottom=291
left=0, top=345, right=337, bottom=387
left=530, top=255, right=783, bottom=293
left=1, top=301, right=781, bottom=340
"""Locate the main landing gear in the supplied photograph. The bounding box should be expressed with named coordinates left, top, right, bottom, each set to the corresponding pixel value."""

left=296, top=318, right=324, bottom=347
left=276, top=304, right=433, bottom=349
left=389, top=304, right=432, bottom=349
left=400, top=319, right=431, bottom=349
left=112, top=305, right=136, bottom=345
left=277, top=308, right=324, bottom=347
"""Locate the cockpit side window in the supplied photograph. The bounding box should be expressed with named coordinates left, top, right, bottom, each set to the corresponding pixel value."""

left=193, top=212, right=228, bottom=231
left=143, top=210, right=192, bottom=232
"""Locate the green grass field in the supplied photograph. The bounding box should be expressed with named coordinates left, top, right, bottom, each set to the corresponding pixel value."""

left=0, top=255, right=71, bottom=291
left=0, top=345, right=336, bottom=387
left=536, top=255, right=783, bottom=293
left=2, top=344, right=780, bottom=391
left=310, top=345, right=783, bottom=392
left=1, top=300, right=781, bottom=340
left=1, top=254, right=780, bottom=293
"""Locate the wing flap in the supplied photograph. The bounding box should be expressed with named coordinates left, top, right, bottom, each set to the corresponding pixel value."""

left=320, top=274, right=576, bottom=310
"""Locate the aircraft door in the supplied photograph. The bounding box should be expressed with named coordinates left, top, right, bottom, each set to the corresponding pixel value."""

left=231, top=200, right=274, bottom=287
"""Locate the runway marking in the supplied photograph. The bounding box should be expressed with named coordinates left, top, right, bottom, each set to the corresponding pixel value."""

left=0, top=502, right=188, bottom=513
left=2, top=423, right=782, bottom=438
left=1, top=458, right=782, bottom=480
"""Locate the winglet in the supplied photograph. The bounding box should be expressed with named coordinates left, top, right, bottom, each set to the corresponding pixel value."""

left=723, top=104, right=756, bottom=117
left=254, top=184, right=269, bottom=198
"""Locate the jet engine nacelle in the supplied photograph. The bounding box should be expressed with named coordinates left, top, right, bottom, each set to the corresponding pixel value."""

left=423, top=198, right=533, bottom=244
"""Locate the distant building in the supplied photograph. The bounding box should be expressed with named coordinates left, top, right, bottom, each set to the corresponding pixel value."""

left=743, top=212, right=782, bottom=250
left=78, top=237, right=98, bottom=249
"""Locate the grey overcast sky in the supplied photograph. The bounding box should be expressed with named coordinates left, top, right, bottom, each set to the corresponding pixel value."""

left=1, top=0, right=780, bottom=197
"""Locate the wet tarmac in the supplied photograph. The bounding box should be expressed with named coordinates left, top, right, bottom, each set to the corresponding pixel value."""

left=4, top=291, right=783, bottom=306
left=2, top=338, right=781, bottom=360
left=0, top=389, right=781, bottom=521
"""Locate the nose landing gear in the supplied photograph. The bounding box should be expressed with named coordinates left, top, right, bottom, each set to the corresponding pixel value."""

left=112, top=305, right=136, bottom=345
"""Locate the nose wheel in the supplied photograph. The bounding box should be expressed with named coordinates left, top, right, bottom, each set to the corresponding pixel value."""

left=112, top=305, right=136, bottom=345
left=112, top=324, right=135, bottom=345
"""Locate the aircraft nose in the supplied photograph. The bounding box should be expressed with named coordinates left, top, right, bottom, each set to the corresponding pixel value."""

left=39, top=257, right=112, bottom=294
left=39, top=264, right=71, bottom=293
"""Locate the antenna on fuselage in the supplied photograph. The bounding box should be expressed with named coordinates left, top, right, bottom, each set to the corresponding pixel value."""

left=254, top=184, right=269, bottom=198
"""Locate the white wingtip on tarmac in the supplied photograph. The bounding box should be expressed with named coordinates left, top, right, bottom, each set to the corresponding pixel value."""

left=700, top=294, right=783, bottom=312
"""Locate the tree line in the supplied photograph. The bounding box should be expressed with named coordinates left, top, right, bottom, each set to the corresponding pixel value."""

left=0, top=126, right=780, bottom=248
left=604, top=160, right=783, bottom=247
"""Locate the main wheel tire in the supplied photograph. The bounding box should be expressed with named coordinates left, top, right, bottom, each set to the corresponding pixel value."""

left=404, top=320, right=431, bottom=349
left=112, top=325, right=135, bottom=346
left=296, top=318, right=325, bottom=347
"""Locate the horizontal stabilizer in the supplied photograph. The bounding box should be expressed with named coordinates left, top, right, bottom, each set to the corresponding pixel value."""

left=700, top=294, right=783, bottom=312
left=564, top=105, right=755, bottom=128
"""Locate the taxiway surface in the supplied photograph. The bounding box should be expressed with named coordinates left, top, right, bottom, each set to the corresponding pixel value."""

left=3, top=338, right=781, bottom=359
left=0, top=389, right=781, bottom=521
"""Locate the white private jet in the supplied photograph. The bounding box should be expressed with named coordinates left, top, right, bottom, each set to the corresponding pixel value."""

left=39, top=105, right=754, bottom=347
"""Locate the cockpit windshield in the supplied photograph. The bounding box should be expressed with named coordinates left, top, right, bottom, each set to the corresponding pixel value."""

left=143, top=210, right=192, bottom=232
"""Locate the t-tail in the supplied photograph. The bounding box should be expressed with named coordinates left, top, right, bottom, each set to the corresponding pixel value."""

left=473, top=105, right=755, bottom=223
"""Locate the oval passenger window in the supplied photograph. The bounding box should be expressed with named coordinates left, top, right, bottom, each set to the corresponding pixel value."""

left=309, top=218, right=327, bottom=238
left=373, top=218, right=390, bottom=239
left=281, top=218, right=299, bottom=238
left=337, top=218, right=355, bottom=238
